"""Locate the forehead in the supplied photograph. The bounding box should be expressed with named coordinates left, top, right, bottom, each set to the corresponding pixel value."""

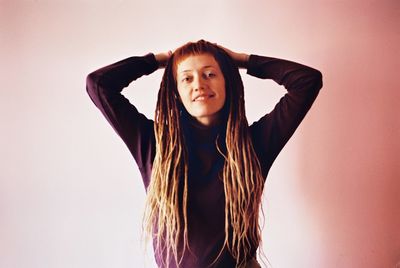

left=176, top=54, right=220, bottom=74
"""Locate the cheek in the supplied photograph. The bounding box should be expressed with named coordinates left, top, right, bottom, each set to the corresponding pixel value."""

left=177, top=87, right=190, bottom=105
left=176, top=85, right=184, bottom=99
left=219, top=83, right=226, bottom=102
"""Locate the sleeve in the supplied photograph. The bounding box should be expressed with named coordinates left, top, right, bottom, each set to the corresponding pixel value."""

left=86, top=53, right=159, bottom=187
left=247, top=54, right=323, bottom=175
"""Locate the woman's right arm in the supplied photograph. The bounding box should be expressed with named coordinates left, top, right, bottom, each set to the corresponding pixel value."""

left=86, top=53, right=160, bottom=182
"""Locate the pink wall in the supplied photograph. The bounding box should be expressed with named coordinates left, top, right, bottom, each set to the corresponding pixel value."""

left=1, top=0, right=399, bottom=267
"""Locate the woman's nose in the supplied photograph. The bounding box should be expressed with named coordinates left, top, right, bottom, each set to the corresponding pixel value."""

left=193, top=77, right=206, bottom=91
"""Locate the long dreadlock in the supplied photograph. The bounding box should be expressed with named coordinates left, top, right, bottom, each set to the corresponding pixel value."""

left=143, top=40, right=265, bottom=267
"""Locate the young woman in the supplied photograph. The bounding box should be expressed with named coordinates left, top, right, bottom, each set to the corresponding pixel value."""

left=86, top=40, right=323, bottom=268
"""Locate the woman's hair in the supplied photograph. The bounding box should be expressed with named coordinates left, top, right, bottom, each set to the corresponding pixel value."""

left=143, top=40, right=265, bottom=267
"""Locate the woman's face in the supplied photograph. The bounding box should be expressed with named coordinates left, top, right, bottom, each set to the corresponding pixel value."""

left=176, top=53, right=226, bottom=126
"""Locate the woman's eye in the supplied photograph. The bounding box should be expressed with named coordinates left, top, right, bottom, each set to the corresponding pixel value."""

left=206, top=72, right=215, bottom=77
left=182, top=77, right=191, bottom=82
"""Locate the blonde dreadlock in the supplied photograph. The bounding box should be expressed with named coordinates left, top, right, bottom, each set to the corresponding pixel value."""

left=143, top=40, right=265, bottom=267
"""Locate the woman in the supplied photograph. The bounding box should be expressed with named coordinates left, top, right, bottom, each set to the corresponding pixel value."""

left=86, top=40, right=323, bottom=268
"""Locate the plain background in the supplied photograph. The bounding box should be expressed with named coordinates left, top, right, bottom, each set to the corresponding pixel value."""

left=1, top=0, right=399, bottom=267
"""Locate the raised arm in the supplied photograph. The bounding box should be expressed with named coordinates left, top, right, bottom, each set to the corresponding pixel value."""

left=216, top=44, right=323, bottom=175
left=246, top=54, right=323, bottom=174
left=86, top=53, right=162, bottom=186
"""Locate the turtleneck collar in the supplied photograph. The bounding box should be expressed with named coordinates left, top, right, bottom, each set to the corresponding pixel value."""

left=180, top=109, right=226, bottom=144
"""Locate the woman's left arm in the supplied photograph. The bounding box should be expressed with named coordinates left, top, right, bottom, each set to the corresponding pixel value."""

left=246, top=55, right=323, bottom=168
left=219, top=44, right=323, bottom=172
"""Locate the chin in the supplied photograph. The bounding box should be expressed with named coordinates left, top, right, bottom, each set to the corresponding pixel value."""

left=193, top=111, right=216, bottom=118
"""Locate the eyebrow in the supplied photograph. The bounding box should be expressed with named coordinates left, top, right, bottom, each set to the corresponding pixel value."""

left=180, top=65, right=215, bottom=73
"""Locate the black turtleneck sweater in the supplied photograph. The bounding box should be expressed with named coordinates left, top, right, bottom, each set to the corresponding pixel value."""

left=86, top=53, right=323, bottom=268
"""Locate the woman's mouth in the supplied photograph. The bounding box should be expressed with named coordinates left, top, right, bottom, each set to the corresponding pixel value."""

left=193, top=94, right=214, bottom=101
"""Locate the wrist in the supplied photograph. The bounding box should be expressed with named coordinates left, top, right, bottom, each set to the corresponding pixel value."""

left=154, top=51, right=171, bottom=68
left=154, top=53, right=165, bottom=68
left=238, top=53, right=250, bottom=69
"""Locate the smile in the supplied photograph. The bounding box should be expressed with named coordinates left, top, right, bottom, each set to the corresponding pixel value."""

left=193, top=94, right=215, bottom=101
